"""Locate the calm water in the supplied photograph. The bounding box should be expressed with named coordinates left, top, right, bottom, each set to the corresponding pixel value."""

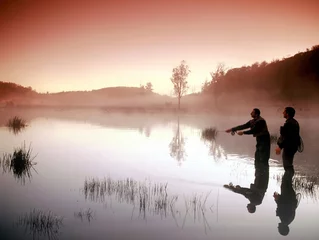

left=0, top=109, right=318, bottom=240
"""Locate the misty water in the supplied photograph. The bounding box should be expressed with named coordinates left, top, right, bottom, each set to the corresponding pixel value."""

left=0, top=108, right=318, bottom=240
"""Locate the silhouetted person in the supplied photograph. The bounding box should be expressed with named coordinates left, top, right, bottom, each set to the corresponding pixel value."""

left=273, top=170, right=299, bottom=236
left=275, top=107, right=301, bottom=172
left=225, top=108, right=271, bottom=166
left=224, top=163, right=269, bottom=213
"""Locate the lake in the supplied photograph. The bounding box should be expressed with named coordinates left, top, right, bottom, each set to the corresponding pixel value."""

left=0, top=108, right=318, bottom=240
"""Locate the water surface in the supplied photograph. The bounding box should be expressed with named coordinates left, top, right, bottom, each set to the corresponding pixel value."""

left=0, top=109, right=318, bottom=240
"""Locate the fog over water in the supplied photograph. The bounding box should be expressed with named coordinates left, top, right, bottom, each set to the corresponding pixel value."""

left=0, top=108, right=318, bottom=240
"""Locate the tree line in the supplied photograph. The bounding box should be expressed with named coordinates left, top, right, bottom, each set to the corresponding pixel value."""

left=1, top=44, right=318, bottom=108
left=201, top=45, right=319, bottom=101
left=169, top=45, right=319, bottom=109
left=0, top=81, right=35, bottom=100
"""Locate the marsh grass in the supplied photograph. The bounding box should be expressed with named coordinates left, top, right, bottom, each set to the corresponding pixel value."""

left=293, top=175, right=318, bottom=199
left=16, top=209, right=63, bottom=240
left=181, top=191, right=213, bottom=233
left=201, top=128, right=218, bottom=141
left=274, top=173, right=319, bottom=200
left=74, top=208, right=95, bottom=222
left=82, top=177, right=215, bottom=233
left=270, top=134, right=278, bottom=145
left=83, top=177, right=169, bottom=207
left=0, top=142, right=37, bottom=184
left=201, top=127, right=226, bottom=160
left=6, top=116, right=28, bottom=135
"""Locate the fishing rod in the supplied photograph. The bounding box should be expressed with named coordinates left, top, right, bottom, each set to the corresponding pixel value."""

left=204, top=128, right=237, bottom=134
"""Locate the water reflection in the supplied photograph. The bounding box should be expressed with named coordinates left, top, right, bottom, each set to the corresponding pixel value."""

left=82, top=177, right=215, bottom=233
left=74, top=208, right=95, bottom=223
left=201, top=128, right=227, bottom=161
left=224, top=164, right=269, bottom=213
left=138, top=126, right=152, bottom=137
left=274, top=170, right=300, bottom=236
left=169, top=117, right=187, bottom=165
left=6, top=116, right=28, bottom=135
left=274, top=172, right=319, bottom=201
left=15, top=209, right=63, bottom=240
left=84, top=177, right=165, bottom=205
left=7, top=124, right=27, bottom=135
left=293, top=175, right=319, bottom=200
left=0, top=143, right=37, bottom=184
left=83, top=177, right=173, bottom=216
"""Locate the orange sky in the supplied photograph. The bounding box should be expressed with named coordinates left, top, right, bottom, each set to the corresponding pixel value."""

left=0, top=0, right=318, bottom=94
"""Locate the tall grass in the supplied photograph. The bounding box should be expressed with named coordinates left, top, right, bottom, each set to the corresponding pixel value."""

left=292, top=175, right=318, bottom=200
left=1, top=142, right=37, bottom=184
left=83, top=177, right=169, bottom=207
left=274, top=173, right=319, bottom=200
left=201, top=128, right=218, bottom=141
left=6, top=116, right=27, bottom=134
left=201, top=127, right=226, bottom=160
left=16, top=209, right=63, bottom=240
left=74, top=208, right=94, bottom=222
left=82, top=177, right=215, bottom=232
left=270, top=134, right=278, bottom=145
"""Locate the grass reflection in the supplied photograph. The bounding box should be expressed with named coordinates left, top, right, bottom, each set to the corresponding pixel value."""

left=6, top=116, right=28, bottom=135
left=201, top=128, right=227, bottom=161
left=0, top=142, right=37, bottom=184
left=274, top=172, right=319, bottom=201
left=270, top=134, right=279, bottom=145
left=82, top=177, right=215, bottom=233
left=74, top=208, right=95, bottom=223
left=16, top=209, right=63, bottom=240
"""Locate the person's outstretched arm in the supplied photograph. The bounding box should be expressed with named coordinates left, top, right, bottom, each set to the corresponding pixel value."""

left=226, top=121, right=251, bottom=132
left=243, top=119, right=266, bottom=135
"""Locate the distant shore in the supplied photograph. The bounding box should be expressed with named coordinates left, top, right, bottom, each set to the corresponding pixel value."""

left=0, top=101, right=314, bottom=119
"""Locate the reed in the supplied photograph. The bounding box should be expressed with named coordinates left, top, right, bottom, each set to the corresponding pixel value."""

left=6, top=116, right=27, bottom=134
left=0, top=142, right=37, bottom=184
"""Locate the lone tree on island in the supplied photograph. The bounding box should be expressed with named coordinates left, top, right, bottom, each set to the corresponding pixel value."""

left=170, top=60, right=190, bottom=110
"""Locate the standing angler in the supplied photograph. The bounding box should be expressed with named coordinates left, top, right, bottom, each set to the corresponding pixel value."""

left=275, top=107, right=301, bottom=172
left=225, top=108, right=271, bottom=167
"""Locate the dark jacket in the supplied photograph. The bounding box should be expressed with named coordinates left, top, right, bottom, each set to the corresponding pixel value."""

left=232, top=116, right=270, bottom=142
left=277, top=118, right=300, bottom=151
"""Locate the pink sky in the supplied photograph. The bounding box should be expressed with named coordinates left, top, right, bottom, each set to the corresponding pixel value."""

left=0, top=0, right=318, bottom=94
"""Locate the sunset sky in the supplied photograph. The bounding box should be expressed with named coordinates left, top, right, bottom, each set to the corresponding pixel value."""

left=0, top=0, right=318, bottom=94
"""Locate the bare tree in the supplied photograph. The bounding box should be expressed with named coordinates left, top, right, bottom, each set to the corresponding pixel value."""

left=170, top=60, right=190, bottom=110
left=210, top=63, right=227, bottom=85
left=201, top=78, right=210, bottom=93
left=145, top=82, right=153, bottom=92
left=208, top=63, right=227, bottom=108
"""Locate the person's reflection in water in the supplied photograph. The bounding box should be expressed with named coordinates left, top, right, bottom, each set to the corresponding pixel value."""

left=224, top=163, right=269, bottom=214
left=274, top=170, right=300, bottom=236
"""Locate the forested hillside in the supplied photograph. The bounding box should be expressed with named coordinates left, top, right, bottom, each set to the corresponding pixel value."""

left=202, top=45, right=319, bottom=102
left=0, top=81, right=36, bottom=100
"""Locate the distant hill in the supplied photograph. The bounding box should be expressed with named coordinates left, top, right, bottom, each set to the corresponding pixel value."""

left=49, top=86, right=162, bottom=98
left=202, top=45, right=319, bottom=103
left=0, top=83, right=173, bottom=108
left=0, top=81, right=36, bottom=99
left=2, top=45, right=319, bottom=110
